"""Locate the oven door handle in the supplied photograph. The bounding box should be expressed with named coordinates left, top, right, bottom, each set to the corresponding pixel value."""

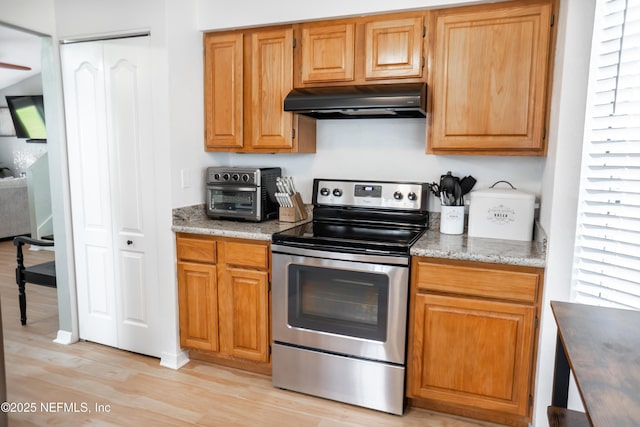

left=271, top=244, right=409, bottom=266
left=207, top=185, right=258, bottom=192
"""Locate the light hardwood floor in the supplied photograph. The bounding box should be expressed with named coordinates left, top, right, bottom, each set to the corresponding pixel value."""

left=0, top=239, right=501, bottom=427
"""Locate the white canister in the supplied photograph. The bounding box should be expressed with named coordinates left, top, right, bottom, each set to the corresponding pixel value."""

left=467, top=185, right=535, bottom=241
left=440, top=205, right=465, bottom=235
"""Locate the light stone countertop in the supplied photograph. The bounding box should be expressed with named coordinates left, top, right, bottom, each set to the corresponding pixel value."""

left=172, top=204, right=311, bottom=241
left=172, top=206, right=547, bottom=268
left=410, top=229, right=546, bottom=268
left=410, top=213, right=547, bottom=268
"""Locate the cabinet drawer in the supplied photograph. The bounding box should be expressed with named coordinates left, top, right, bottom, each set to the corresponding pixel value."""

left=415, top=261, right=540, bottom=303
left=223, top=241, right=269, bottom=269
left=176, top=236, right=216, bottom=264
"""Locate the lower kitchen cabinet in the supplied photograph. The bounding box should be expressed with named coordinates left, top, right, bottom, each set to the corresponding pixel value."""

left=176, top=233, right=271, bottom=373
left=218, top=262, right=270, bottom=363
left=177, top=262, right=219, bottom=352
left=407, top=257, right=544, bottom=427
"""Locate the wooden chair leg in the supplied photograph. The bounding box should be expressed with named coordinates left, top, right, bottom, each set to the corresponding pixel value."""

left=18, top=279, right=27, bottom=325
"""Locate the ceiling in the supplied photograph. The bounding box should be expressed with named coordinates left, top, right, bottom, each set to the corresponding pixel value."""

left=0, top=25, right=42, bottom=91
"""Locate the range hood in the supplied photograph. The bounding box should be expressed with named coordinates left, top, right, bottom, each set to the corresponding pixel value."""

left=283, top=83, right=426, bottom=119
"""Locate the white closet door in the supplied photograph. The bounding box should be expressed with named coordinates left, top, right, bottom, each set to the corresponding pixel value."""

left=104, top=38, right=161, bottom=356
left=62, top=42, right=118, bottom=347
left=61, top=36, right=161, bottom=357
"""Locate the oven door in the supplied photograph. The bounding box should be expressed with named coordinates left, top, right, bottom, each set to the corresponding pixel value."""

left=272, top=245, right=409, bottom=365
left=206, top=185, right=259, bottom=220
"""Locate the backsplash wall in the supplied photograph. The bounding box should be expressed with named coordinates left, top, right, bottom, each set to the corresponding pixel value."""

left=205, top=118, right=546, bottom=210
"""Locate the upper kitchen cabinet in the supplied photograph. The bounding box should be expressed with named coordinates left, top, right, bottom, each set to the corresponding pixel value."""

left=364, top=16, right=425, bottom=80
left=294, top=12, right=427, bottom=87
left=204, top=27, right=316, bottom=153
left=204, top=33, right=243, bottom=150
left=428, top=0, right=555, bottom=155
left=298, top=22, right=355, bottom=84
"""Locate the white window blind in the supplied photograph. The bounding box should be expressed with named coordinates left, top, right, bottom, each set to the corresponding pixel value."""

left=572, top=0, right=640, bottom=309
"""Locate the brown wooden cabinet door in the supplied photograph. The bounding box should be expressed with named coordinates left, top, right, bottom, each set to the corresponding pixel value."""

left=409, top=293, right=534, bottom=416
left=177, top=262, right=219, bottom=352
left=204, top=32, right=243, bottom=150
left=430, top=1, right=552, bottom=155
left=364, top=16, right=424, bottom=80
left=249, top=28, right=294, bottom=150
left=218, top=267, right=270, bottom=362
left=300, top=23, right=355, bottom=84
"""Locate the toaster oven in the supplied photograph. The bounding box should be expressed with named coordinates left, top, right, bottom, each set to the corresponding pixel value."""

left=206, top=167, right=281, bottom=222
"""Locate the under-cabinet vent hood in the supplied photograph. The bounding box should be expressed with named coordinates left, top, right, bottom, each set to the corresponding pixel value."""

left=283, top=83, right=426, bottom=119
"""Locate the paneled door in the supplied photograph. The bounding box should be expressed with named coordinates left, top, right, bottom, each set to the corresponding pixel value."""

left=61, top=36, right=162, bottom=358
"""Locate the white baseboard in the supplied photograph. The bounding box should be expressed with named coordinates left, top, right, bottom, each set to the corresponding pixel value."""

left=160, top=349, right=189, bottom=370
left=53, top=330, right=76, bottom=345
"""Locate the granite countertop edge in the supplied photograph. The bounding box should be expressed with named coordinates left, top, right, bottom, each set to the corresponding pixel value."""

left=172, top=205, right=547, bottom=268
left=172, top=204, right=312, bottom=241
left=409, top=240, right=546, bottom=269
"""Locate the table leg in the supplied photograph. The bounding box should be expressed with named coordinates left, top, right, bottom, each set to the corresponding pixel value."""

left=551, top=331, right=570, bottom=408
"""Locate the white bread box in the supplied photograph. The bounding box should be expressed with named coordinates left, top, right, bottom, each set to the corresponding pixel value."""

left=467, top=183, right=535, bottom=241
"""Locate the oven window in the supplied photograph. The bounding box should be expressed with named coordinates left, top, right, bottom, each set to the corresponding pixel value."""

left=288, top=265, right=388, bottom=341
left=209, top=189, right=255, bottom=213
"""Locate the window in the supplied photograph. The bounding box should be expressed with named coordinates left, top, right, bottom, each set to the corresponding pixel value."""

left=572, top=0, right=640, bottom=309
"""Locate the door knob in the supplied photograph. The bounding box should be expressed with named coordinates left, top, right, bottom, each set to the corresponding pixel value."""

left=126, top=240, right=133, bottom=245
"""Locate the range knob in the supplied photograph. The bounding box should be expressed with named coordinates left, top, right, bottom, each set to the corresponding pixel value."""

left=241, top=174, right=251, bottom=182
left=231, top=173, right=240, bottom=181
left=213, top=173, right=221, bottom=181
left=393, top=191, right=403, bottom=200
left=222, top=173, right=230, bottom=181
left=320, top=187, right=330, bottom=196
left=332, top=188, right=343, bottom=197
left=407, top=192, right=417, bottom=201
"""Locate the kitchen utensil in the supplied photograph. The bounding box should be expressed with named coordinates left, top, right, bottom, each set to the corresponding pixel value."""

left=428, top=182, right=441, bottom=197
left=453, top=181, right=462, bottom=206
left=286, top=176, right=297, bottom=194
left=439, top=172, right=457, bottom=202
left=277, top=176, right=308, bottom=222
left=276, top=192, right=292, bottom=207
left=459, top=175, right=477, bottom=195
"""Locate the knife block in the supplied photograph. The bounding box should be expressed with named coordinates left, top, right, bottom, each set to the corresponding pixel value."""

left=279, top=192, right=308, bottom=223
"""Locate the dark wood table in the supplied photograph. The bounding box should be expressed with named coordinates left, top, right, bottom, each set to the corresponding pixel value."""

left=549, top=301, right=640, bottom=426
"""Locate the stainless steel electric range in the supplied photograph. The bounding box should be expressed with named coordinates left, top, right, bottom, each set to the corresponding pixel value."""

left=271, top=178, right=429, bottom=415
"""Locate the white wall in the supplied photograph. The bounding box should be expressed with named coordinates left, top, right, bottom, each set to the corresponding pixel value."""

left=196, top=0, right=500, bottom=30
left=0, top=0, right=56, bottom=34
left=205, top=120, right=545, bottom=208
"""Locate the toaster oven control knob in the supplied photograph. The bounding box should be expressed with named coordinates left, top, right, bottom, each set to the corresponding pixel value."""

left=407, top=192, right=417, bottom=201
left=393, top=191, right=403, bottom=200
left=231, top=173, right=240, bottom=181
left=332, top=188, right=343, bottom=197
left=320, top=187, right=330, bottom=196
left=241, top=174, right=250, bottom=182
left=222, top=173, right=230, bottom=181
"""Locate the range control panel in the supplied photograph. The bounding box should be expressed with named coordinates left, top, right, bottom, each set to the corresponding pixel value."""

left=314, top=179, right=428, bottom=211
